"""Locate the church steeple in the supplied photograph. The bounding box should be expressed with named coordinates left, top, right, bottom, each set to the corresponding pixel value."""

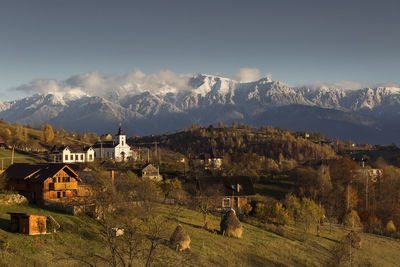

left=115, top=123, right=126, bottom=146
left=117, top=123, right=123, bottom=136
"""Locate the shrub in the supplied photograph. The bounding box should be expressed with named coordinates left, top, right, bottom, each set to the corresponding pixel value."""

left=386, top=220, right=396, bottom=236
left=274, top=202, right=291, bottom=225
left=343, top=210, right=362, bottom=230
left=253, top=203, right=274, bottom=222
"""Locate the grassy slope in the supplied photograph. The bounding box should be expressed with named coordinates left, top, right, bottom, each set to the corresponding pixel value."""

left=0, top=149, right=45, bottom=169
left=0, top=204, right=399, bottom=267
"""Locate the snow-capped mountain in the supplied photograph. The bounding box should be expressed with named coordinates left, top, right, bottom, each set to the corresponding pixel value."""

left=1, top=74, right=400, bottom=144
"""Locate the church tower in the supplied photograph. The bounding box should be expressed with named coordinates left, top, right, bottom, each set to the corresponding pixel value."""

left=115, top=124, right=126, bottom=146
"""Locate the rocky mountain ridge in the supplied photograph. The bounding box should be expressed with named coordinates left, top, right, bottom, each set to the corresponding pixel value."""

left=1, top=74, right=400, bottom=144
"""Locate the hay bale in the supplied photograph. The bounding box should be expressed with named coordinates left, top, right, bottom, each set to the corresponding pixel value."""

left=220, top=210, right=243, bottom=238
left=170, top=224, right=190, bottom=251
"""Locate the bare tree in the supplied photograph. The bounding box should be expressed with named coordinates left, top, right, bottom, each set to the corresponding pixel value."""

left=65, top=170, right=171, bottom=267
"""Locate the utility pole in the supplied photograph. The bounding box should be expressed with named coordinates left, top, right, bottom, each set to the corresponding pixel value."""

left=362, top=158, right=369, bottom=210
left=11, top=146, right=14, bottom=165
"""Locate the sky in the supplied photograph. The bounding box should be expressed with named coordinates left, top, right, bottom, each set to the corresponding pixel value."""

left=0, top=0, right=399, bottom=101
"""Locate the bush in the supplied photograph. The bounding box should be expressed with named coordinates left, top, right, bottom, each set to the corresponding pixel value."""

left=386, top=220, right=396, bottom=236
left=253, top=203, right=274, bottom=222
left=274, top=202, right=291, bottom=225
left=343, top=210, right=362, bottom=230
left=284, top=194, right=324, bottom=235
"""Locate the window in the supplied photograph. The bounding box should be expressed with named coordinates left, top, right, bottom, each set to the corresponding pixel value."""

left=222, top=198, right=231, bottom=208
left=70, top=155, right=73, bottom=160
left=122, top=141, right=124, bottom=146
left=75, top=155, right=79, bottom=160
left=62, top=192, right=66, bottom=197
left=81, top=155, right=83, bottom=160
left=89, top=154, right=93, bottom=160
left=65, top=155, right=68, bottom=161
left=62, top=177, right=70, bottom=183
left=53, top=177, right=60, bottom=183
left=57, top=192, right=61, bottom=198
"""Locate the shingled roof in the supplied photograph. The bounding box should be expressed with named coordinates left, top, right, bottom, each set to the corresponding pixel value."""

left=51, top=145, right=92, bottom=153
left=92, top=141, right=116, bottom=149
left=2, top=163, right=80, bottom=183
left=197, top=176, right=255, bottom=197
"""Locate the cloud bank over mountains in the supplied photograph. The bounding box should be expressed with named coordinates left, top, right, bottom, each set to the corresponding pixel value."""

left=12, top=68, right=400, bottom=102
left=13, top=69, right=193, bottom=100
left=3, top=69, right=400, bottom=144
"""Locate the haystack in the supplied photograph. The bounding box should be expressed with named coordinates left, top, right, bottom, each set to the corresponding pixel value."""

left=170, top=224, right=190, bottom=251
left=220, top=210, right=243, bottom=238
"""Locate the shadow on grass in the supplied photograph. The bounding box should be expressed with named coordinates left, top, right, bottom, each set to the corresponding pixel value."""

left=244, top=252, right=288, bottom=267
left=0, top=218, right=10, bottom=232
left=168, top=217, right=220, bottom=234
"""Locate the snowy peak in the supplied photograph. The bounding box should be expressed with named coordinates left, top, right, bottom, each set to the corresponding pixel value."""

left=1, top=73, right=400, bottom=144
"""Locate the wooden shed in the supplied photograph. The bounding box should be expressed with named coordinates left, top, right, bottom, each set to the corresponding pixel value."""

left=196, top=176, right=255, bottom=214
left=8, top=213, right=47, bottom=235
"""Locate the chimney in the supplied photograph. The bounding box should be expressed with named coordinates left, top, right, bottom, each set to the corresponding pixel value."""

left=236, top=184, right=240, bottom=193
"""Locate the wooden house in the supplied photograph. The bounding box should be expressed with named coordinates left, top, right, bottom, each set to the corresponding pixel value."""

left=196, top=176, right=255, bottom=214
left=8, top=213, right=47, bottom=235
left=2, top=163, right=81, bottom=204
left=141, top=163, right=162, bottom=181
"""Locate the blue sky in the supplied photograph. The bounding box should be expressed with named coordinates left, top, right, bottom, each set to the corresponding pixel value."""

left=1, top=0, right=399, bottom=100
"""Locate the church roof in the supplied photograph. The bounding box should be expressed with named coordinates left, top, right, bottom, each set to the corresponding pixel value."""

left=92, top=141, right=116, bottom=149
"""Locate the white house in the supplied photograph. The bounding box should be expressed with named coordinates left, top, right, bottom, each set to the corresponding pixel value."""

left=92, top=126, right=135, bottom=162
left=50, top=145, right=95, bottom=163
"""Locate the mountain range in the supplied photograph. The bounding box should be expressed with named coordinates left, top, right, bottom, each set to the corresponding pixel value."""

left=2, top=74, right=400, bottom=144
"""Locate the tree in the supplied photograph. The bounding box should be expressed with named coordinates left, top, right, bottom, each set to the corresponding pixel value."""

left=43, top=124, right=55, bottom=144
left=232, top=120, right=237, bottom=129
left=66, top=170, right=171, bottom=267
left=193, top=186, right=222, bottom=229
left=284, top=194, right=324, bottom=235
left=386, top=220, right=396, bottom=236
left=343, top=210, right=362, bottom=230
left=159, top=178, right=182, bottom=201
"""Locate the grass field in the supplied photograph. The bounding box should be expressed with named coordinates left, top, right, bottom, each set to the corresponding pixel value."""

left=0, top=148, right=45, bottom=170
left=1, top=203, right=400, bottom=266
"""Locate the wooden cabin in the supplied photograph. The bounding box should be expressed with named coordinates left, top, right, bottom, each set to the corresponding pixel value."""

left=2, top=163, right=81, bottom=204
left=196, top=176, right=255, bottom=214
left=141, top=163, right=162, bottom=181
left=8, top=213, right=47, bottom=235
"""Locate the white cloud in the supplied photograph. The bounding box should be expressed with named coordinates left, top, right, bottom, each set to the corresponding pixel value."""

left=365, top=82, right=399, bottom=88
left=14, top=69, right=192, bottom=99
left=297, top=80, right=363, bottom=90
left=232, top=68, right=261, bottom=83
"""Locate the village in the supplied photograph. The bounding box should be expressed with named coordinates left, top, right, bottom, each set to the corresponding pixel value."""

left=0, top=121, right=399, bottom=266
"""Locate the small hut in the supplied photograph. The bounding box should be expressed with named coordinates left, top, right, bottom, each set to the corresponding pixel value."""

left=220, top=210, right=243, bottom=238
left=8, top=213, right=47, bottom=235
left=170, top=224, right=190, bottom=251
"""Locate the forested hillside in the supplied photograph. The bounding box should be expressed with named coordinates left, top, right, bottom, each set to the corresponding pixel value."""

left=130, top=124, right=338, bottom=162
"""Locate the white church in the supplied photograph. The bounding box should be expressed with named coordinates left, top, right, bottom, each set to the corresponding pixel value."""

left=92, top=126, right=134, bottom=162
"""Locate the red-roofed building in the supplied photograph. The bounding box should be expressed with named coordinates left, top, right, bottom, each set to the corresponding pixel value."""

left=0, top=136, right=6, bottom=148
left=1, top=163, right=81, bottom=204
